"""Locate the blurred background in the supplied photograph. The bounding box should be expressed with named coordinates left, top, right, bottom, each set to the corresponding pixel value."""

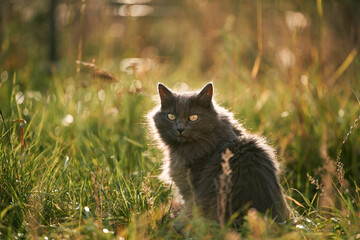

left=1, top=0, right=359, bottom=86
left=1, top=0, right=360, bottom=222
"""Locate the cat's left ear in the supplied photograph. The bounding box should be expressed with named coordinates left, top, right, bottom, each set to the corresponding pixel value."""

left=198, top=82, right=213, bottom=107
left=158, top=83, right=174, bottom=107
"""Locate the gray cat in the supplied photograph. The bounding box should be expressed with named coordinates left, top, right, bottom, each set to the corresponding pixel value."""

left=148, top=82, right=290, bottom=224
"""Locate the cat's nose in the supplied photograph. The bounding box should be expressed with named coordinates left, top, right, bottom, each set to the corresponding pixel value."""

left=177, top=127, right=185, bottom=134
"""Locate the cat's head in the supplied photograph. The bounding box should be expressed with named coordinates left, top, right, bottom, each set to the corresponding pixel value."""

left=152, top=83, right=219, bottom=145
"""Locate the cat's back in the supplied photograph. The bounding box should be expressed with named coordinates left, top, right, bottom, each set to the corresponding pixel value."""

left=196, top=133, right=278, bottom=181
left=228, top=133, right=278, bottom=172
left=194, top=133, right=289, bottom=221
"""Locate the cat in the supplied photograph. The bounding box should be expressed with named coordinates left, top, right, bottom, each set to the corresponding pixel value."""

left=148, top=82, right=290, bottom=224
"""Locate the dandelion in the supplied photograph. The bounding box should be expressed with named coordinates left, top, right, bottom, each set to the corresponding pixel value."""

left=64, top=156, right=69, bottom=168
left=281, top=111, right=289, bottom=118
left=1, top=70, right=8, bottom=82
left=285, top=11, right=309, bottom=31
left=173, top=82, right=189, bottom=92
left=109, top=23, right=125, bottom=38
left=76, top=101, right=83, bottom=113
left=55, top=127, right=61, bottom=136
left=16, top=91, right=25, bottom=105
left=33, top=91, right=42, bottom=101
left=98, top=90, right=106, bottom=102
left=129, top=80, right=143, bottom=94
left=300, top=75, right=309, bottom=86
left=84, top=92, right=92, bottom=102
left=120, top=58, right=153, bottom=76
left=338, top=109, right=345, bottom=118
left=295, top=224, right=308, bottom=230
left=61, top=114, right=73, bottom=126
left=278, top=48, right=295, bottom=68
left=116, top=4, right=154, bottom=17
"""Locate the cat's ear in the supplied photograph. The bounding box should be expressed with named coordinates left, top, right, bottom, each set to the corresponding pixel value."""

left=158, top=83, right=174, bottom=106
left=198, top=83, right=213, bottom=107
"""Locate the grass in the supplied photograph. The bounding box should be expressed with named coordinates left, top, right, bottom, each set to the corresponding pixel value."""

left=1, top=1, right=360, bottom=239
left=1, top=65, right=359, bottom=239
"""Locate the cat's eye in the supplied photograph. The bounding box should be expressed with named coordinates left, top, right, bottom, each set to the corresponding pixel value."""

left=167, top=113, right=176, bottom=121
left=189, top=114, right=199, bottom=122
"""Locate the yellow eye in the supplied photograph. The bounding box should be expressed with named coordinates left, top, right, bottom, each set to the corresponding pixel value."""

left=167, top=113, right=176, bottom=121
left=189, top=114, right=198, bottom=122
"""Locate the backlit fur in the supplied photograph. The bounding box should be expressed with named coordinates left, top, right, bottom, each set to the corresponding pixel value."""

left=147, top=83, right=290, bottom=223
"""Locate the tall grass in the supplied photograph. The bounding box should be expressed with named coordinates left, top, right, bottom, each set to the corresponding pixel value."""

left=0, top=75, right=170, bottom=238
left=1, top=64, right=359, bottom=238
left=1, top=0, right=360, bottom=239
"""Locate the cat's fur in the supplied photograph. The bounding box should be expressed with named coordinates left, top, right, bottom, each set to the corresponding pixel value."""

left=148, top=82, right=290, bottom=223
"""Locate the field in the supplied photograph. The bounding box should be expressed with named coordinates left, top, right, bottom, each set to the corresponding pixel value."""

left=1, top=1, right=360, bottom=239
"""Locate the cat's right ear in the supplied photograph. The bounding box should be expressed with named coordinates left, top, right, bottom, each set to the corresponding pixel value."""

left=197, top=82, right=213, bottom=107
left=158, top=83, right=174, bottom=107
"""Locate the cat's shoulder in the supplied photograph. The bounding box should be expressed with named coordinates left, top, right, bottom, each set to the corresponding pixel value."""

left=217, top=133, right=277, bottom=166
left=220, top=133, right=271, bottom=151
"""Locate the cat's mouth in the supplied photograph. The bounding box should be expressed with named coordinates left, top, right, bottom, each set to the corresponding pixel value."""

left=176, top=134, right=189, bottom=143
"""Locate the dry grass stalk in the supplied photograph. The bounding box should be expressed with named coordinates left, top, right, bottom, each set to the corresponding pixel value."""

left=13, top=119, right=27, bottom=156
left=184, top=167, right=197, bottom=220
left=100, top=169, right=104, bottom=219
left=90, top=171, right=101, bottom=219
left=225, top=230, right=241, bottom=240
left=251, top=0, right=263, bottom=80
left=26, top=193, right=43, bottom=239
left=76, top=0, right=87, bottom=74
left=186, top=168, right=196, bottom=205
left=307, top=173, right=323, bottom=193
left=286, top=195, right=305, bottom=209
left=247, top=208, right=267, bottom=240
left=328, top=48, right=358, bottom=85
left=141, top=172, right=160, bottom=227
left=76, top=60, right=117, bottom=82
left=318, top=131, right=336, bottom=210
left=217, top=148, right=234, bottom=227
left=141, top=172, right=154, bottom=210
left=335, top=114, right=359, bottom=190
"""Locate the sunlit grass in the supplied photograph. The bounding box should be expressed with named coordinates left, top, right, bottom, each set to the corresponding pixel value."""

left=1, top=1, right=360, bottom=237
left=1, top=59, right=359, bottom=238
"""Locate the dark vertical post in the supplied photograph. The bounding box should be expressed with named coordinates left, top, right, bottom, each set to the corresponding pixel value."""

left=49, top=0, right=57, bottom=63
left=0, top=0, right=4, bottom=46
